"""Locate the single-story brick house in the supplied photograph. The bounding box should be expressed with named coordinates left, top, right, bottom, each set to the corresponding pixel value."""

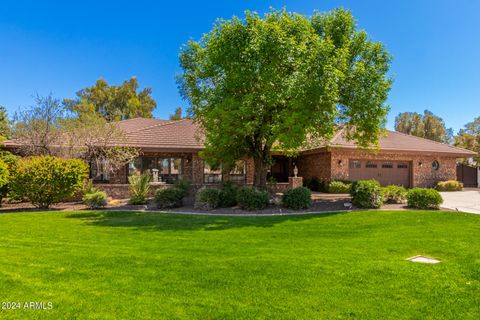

left=4, top=117, right=476, bottom=196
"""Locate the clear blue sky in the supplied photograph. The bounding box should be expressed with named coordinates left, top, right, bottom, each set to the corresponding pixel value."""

left=1, top=0, right=479, bottom=132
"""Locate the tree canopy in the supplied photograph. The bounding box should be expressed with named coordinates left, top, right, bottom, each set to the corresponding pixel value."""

left=169, top=107, right=188, bottom=120
left=65, top=77, right=156, bottom=121
left=394, top=110, right=452, bottom=144
left=454, top=116, right=480, bottom=165
left=178, top=8, right=392, bottom=187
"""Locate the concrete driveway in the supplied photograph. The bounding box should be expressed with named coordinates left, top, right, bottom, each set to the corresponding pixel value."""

left=440, top=189, right=480, bottom=214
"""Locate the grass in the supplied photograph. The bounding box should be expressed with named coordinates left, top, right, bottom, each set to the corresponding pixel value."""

left=0, top=210, right=479, bottom=319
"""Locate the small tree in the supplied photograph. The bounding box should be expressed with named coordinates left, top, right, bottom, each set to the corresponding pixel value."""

left=12, top=94, right=65, bottom=156
left=12, top=95, right=140, bottom=180
left=0, top=106, right=11, bottom=140
left=178, top=9, right=392, bottom=188
left=9, top=156, right=88, bottom=208
left=60, top=111, right=140, bottom=179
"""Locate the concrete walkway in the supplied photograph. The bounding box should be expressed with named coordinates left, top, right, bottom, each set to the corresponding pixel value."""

left=440, top=189, right=480, bottom=214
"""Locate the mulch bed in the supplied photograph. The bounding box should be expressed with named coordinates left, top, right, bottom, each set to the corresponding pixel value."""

left=0, top=195, right=417, bottom=215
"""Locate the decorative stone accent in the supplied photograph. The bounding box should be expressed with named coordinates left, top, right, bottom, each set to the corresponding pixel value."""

left=266, top=182, right=290, bottom=193
left=288, top=176, right=303, bottom=189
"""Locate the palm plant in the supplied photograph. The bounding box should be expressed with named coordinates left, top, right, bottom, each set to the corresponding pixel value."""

left=128, top=172, right=151, bottom=205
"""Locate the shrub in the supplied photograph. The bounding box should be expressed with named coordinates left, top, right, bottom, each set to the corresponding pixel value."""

left=236, top=187, right=269, bottom=211
left=128, top=172, right=151, bottom=205
left=350, top=179, right=383, bottom=209
left=435, top=180, right=463, bottom=191
left=174, top=179, right=191, bottom=197
left=83, top=191, right=108, bottom=209
left=82, top=179, right=100, bottom=195
left=328, top=180, right=351, bottom=194
left=9, top=156, right=88, bottom=208
left=0, top=152, right=17, bottom=205
left=407, top=188, right=443, bottom=209
left=282, top=187, right=312, bottom=209
left=194, top=187, right=222, bottom=210
left=219, top=181, right=238, bottom=207
left=155, top=187, right=184, bottom=208
left=304, top=177, right=320, bottom=191
left=381, top=185, right=407, bottom=204
left=0, top=159, right=10, bottom=190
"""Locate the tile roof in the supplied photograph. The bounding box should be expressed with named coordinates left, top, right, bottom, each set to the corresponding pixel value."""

left=119, top=118, right=474, bottom=156
left=4, top=117, right=476, bottom=157
left=117, top=118, right=204, bottom=150
left=326, top=129, right=476, bottom=156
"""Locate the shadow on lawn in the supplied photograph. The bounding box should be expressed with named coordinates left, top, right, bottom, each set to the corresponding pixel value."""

left=65, top=210, right=347, bottom=231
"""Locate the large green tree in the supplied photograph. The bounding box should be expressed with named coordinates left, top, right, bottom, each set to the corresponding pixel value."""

left=454, top=116, right=480, bottom=165
left=394, top=110, right=452, bottom=144
left=65, top=77, right=156, bottom=121
left=178, top=9, right=392, bottom=188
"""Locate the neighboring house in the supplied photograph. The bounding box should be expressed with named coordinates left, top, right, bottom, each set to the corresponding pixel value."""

left=4, top=117, right=476, bottom=194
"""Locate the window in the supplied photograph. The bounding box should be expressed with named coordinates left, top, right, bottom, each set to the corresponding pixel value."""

left=90, top=160, right=109, bottom=182
left=171, top=158, right=182, bottom=175
left=382, top=162, right=393, bottom=169
left=204, top=162, right=222, bottom=184
left=129, top=157, right=183, bottom=184
left=142, top=157, right=156, bottom=172
left=158, top=158, right=183, bottom=183
left=366, top=161, right=377, bottom=168
left=350, top=160, right=361, bottom=169
left=229, top=160, right=246, bottom=184
left=128, top=158, right=142, bottom=176
left=397, top=163, right=408, bottom=169
left=432, top=160, right=440, bottom=171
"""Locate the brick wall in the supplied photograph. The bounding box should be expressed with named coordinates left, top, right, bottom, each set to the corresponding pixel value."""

left=330, top=149, right=457, bottom=187
left=296, top=151, right=331, bottom=182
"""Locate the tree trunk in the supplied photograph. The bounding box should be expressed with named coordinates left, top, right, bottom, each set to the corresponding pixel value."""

left=253, top=155, right=268, bottom=189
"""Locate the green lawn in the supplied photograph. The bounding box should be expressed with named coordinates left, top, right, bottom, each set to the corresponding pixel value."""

left=0, top=210, right=478, bottom=319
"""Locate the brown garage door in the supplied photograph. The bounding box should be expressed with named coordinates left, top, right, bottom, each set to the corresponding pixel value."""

left=349, top=160, right=411, bottom=187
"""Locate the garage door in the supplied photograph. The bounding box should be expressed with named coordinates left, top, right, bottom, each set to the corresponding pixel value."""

left=349, top=160, right=411, bottom=187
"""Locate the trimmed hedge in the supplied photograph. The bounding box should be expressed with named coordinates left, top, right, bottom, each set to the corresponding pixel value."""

left=155, top=187, right=185, bottom=208
left=83, top=191, right=108, bottom=209
left=194, top=188, right=222, bottom=210
left=328, top=180, right=351, bottom=194
left=9, top=156, right=88, bottom=208
left=381, top=185, right=407, bottom=204
left=435, top=180, right=463, bottom=192
left=236, top=187, right=269, bottom=211
left=283, top=187, right=312, bottom=209
left=407, top=188, right=443, bottom=209
left=350, top=180, right=383, bottom=209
